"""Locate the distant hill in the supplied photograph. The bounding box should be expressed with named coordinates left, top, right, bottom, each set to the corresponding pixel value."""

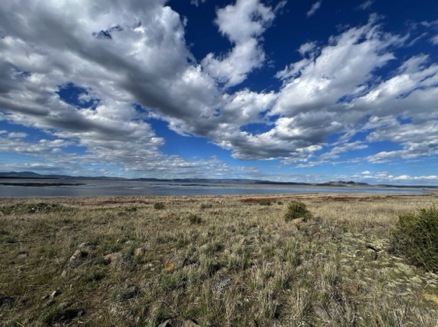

left=321, top=180, right=370, bottom=187
left=0, top=171, right=46, bottom=178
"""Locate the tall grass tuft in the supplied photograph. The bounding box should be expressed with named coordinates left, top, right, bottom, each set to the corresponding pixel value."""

left=391, top=206, right=438, bottom=271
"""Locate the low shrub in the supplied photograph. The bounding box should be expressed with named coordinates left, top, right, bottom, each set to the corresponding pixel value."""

left=188, top=214, right=202, bottom=225
left=259, top=199, right=271, bottom=206
left=198, top=202, right=212, bottom=209
left=284, top=201, right=312, bottom=222
left=154, top=202, right=165, bottom=210
left=391, top=206, right=438, bottom=271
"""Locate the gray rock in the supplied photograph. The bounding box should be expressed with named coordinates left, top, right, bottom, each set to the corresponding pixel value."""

left=69, top=250, right=87, bottom=267
left=158, top=319, right=172, bottom=327
left=51, top=288, right=61, bottom=298
left=104, top=252, right=122, bottom=264
left=16, top=251, right=28, bottom=260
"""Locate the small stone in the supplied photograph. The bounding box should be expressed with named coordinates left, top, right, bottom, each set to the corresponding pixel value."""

left=16, top=251, right=28, bottom=260
left=247, top=228, right=260, bottom=235
left=61, top=270, right=68, bottom=278
left=104, top=252, right=122, bottom=264
left=51, top=288, right=61, bottom=298
left=69, top=250, right=87, bottom=267
left=134, top=247, right=145, bottom=257
left=158, top=319, right=172, bottom=327
left=44, top=300, right=56, bottom=307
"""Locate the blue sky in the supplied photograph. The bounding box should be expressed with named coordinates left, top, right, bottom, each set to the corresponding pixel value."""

left=0, top=0, right=438, bottom=184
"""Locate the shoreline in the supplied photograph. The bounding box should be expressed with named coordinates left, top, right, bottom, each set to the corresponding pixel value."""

left=1, top=192, right=436, bottom=204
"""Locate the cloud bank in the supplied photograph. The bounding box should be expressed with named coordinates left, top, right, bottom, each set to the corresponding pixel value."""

left=0, top=0, right=437, bottom=183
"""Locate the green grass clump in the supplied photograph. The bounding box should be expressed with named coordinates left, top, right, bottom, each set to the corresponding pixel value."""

left=188, top=214, right=202, bottom=225
left=154, top=202, right=165, bottom=210
left=259, top=199, right=271, bottom=206
left=284, top=201, right=312, bottom=222
left=391, top=206, right=438, bottom=271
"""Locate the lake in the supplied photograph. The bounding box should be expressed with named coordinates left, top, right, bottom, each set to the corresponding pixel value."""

left=0, top=178, right=430, bottom=197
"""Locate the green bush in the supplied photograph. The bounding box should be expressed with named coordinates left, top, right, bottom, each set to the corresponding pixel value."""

left=154, top=202, right=165, bottom=210
left=188, top=214, right=202, bottom=225
left=391, top=206, right=438, bottom=271
left=259, top=199, right=271, bottom=206
left=198, top=201, right=212, bottom=209
left=284, top=201, right=312, bottom=222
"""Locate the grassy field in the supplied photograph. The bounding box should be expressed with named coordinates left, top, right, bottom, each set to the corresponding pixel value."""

left=1, top=193, right=438, bottom=326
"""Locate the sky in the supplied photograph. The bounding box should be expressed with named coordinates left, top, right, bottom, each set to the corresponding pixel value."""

left=0, top=0, right=438, bottom=185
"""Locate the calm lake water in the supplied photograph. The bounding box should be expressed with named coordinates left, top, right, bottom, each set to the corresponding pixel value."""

left=0, top=178, right=429, bottom=197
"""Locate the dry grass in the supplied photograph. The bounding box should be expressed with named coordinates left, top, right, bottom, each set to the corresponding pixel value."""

left=1, top=193, right=438, bottom=326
